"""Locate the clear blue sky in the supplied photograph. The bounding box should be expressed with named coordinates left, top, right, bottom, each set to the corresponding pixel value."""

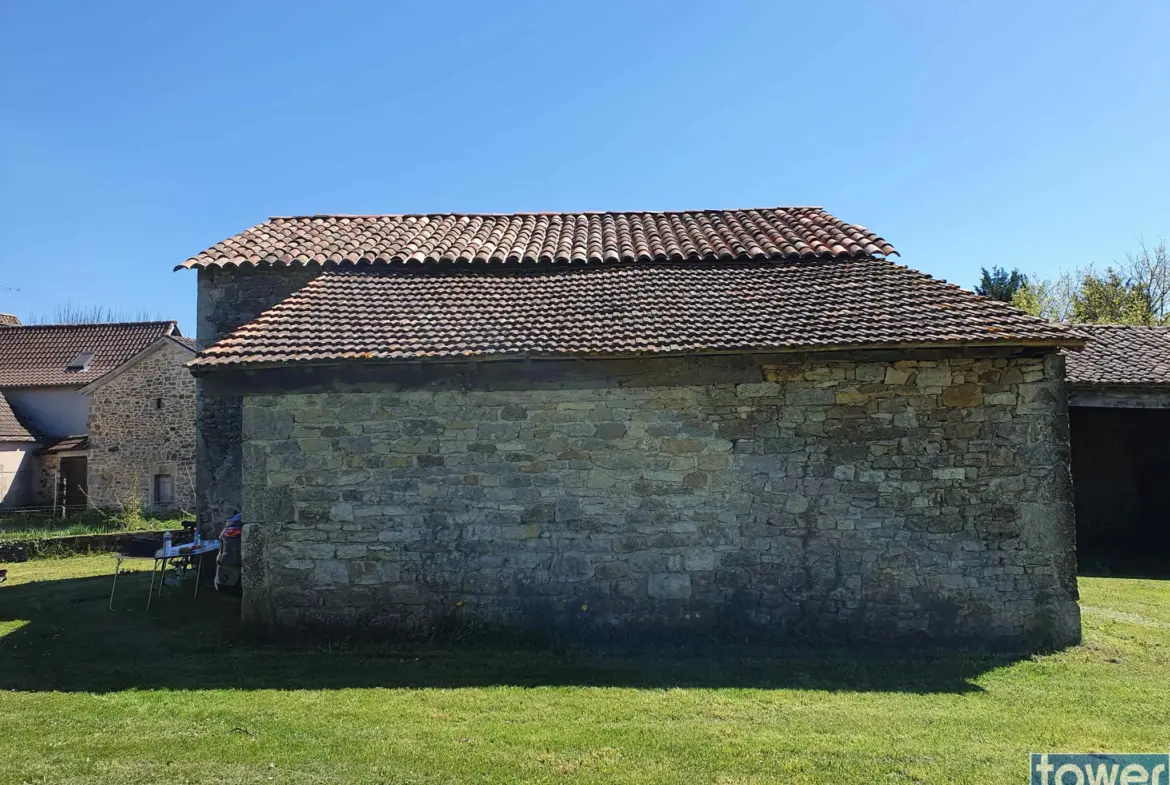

left=2, top=1, right=1167, bottom=334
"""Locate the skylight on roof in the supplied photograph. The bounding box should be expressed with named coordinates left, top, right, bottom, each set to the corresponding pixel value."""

left=66, top=352, right=94, bottom=372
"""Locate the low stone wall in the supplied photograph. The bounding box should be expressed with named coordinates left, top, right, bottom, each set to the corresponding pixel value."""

left=239, top=353, right=1080, bottom=648
left=0, top=529, right=191, bottom=562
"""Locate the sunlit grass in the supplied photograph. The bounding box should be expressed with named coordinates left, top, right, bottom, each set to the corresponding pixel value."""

left=0, top=555, right=1167, bottom=784
left=0, top=512, right=183, bottom=541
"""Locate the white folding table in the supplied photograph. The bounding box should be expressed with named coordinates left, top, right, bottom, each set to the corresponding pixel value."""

left=109, top=540, right=221, bottom=610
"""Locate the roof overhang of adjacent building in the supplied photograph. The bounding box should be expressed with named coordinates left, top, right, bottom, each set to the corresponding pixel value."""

left=1064, top=324, right=1170, bottom=388
left=0, top=321, right=181, bottom=388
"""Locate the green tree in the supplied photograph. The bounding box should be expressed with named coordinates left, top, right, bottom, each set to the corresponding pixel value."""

left=975, top=266, right=1028, bottom=302
left=1009, top=239, right=1170, bottom=325
left=1122, top=238, right=1170, bottom=321
left=1011, top=273, right=1076, bottom=323
left=1069, top=267, right=1156, bottom=325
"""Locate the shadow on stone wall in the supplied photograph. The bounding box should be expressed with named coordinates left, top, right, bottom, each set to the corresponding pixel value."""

left=0, top=571, right=1032, bottom=695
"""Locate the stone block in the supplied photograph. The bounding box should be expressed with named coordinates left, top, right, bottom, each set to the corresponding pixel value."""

left=244, top=408, right=294, bottom=441
left=661, top=437, right=702, bottom=454
left=884, top=367, right=910, bottom=385
left=349, top=560, right=400, bottom=585
left=835, top=391, right=869, bottom=405
left=784, top=495, right=810, bottom=514
left=586, top=470, right=616, bottom=489
left=683, top=550, right=716, bottom=571
left=305, top=543, right=337, bottom=559
left=594, top=561, right=629, bottom=578
left=313, top=560, right=349, bottom=586
left=648, top=573, right=692, bottom=599
left=479, top=422, right=520, bottom=441
left=593, top=422, right=628, bottom=440
left=833, top=465, right=856, bottom=481
left=500, top=404, right=528, bottom=421
left=736, top=381, right=782, bottom=398
left=915, top=367, right=952, bottom=388
left=555, top=496, right=583, bottom=522
left=941, top=383, right=983, bottom=407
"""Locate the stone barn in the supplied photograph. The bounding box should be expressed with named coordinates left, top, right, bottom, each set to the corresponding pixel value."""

left=181, top=207, right=1085, bottom=647
left=1065, top=324, right=1170, bottom=576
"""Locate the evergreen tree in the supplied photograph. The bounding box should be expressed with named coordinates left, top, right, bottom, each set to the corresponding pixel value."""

left=975, top=266, right=1028, bottom=302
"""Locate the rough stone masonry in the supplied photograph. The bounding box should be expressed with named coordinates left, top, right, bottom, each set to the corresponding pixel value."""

left=87, top=339, right=197, bottom=513
left=195, top=265, right=320, bottom=526
left=238, top=352, right=1080, bottom=647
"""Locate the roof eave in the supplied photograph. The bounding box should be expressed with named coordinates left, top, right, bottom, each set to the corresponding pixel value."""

left=187, top=338, right=1083, bottom=375
left=1067, top=380, right=1170, bottom=390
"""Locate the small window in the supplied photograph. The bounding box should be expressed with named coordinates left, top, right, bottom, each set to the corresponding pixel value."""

left=66, top=352, right=94, bottom=372
left=154, top=398, right=164, bottom=410
left=153, top=474, right=174, bottom=505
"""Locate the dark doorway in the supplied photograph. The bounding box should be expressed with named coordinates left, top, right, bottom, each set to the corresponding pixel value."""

left=58, top=456, right=88, bottom=512
left=1070, top=407, right=1170, bottom=577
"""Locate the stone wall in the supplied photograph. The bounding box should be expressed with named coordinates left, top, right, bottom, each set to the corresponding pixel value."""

left=239, top=353, right=1081, bottom=648
left=33, top=452, right=58, bottom=508
left=195, top=265, right=321, bottom=526
left=87, top=340, right=197, bottom=513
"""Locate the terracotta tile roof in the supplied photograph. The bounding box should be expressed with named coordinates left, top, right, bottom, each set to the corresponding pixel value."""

left=177, top=208, right=898, bottom=269
left=0, top=322, right=179, bottom=388
left=43, top=435, right=89, bottom=453
left=1065, top=324, right=1170, bottom=387
left=191, top=263, right=1082, bottom=368
left=0, top=393, right=37, bottom=442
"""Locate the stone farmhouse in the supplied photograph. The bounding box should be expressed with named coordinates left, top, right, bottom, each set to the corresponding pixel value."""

left=181, top=207, right=1085, bottom=647
left=0, top=319, right=196, bottom=515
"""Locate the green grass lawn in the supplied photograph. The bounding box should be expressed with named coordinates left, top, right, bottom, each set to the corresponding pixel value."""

left=0, top=555, right=1167, bottom=784
left=0, top=512, right=185, bottom=541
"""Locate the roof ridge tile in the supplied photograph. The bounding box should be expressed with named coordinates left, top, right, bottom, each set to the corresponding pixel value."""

left=178, top=207, right=895, bottom=270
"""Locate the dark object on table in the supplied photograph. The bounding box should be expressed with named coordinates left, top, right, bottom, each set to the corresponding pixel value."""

left=123, top=535, right=161, bottom=558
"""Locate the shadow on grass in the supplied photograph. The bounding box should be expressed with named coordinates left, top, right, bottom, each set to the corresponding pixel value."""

left=0, top=572, right=1025, bottom=695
